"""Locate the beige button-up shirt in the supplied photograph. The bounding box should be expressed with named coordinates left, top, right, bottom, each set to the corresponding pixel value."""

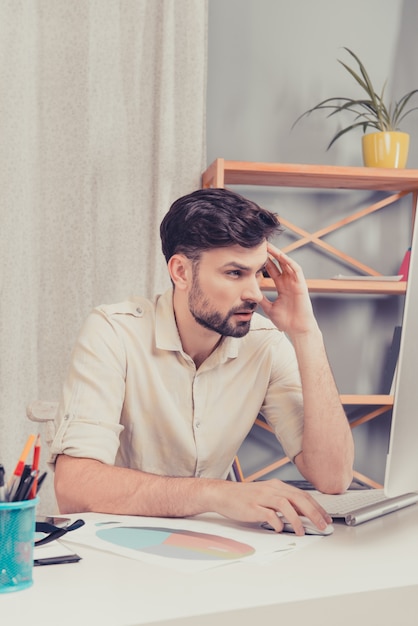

left=50, top=289, right=304, bottom=479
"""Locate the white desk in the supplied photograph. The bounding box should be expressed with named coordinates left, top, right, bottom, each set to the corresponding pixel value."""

left=2, top=506, right=418, bottom=626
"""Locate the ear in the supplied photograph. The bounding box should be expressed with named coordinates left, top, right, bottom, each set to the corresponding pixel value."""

left=167, top=254, right=192, bottom=290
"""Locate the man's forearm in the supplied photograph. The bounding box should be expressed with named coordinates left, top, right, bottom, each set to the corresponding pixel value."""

left=54, top=454, right=221, bottom=517
left=291, top=326, right=354, bottom=493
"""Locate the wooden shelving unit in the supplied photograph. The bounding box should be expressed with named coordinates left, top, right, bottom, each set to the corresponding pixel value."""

left=262, top=278, right=406, bottom=294
left=202, top=159, right=418, bottom=486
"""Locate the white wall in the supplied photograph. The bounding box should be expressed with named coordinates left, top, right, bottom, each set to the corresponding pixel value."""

left=206, top=0, right=416, bottom=484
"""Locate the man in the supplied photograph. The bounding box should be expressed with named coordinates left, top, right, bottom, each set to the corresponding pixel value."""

left=51, top=188, right=354, bottom=536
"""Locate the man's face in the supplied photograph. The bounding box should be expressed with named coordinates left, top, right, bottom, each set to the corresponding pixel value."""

left=188, top=242, right=267, bottom=338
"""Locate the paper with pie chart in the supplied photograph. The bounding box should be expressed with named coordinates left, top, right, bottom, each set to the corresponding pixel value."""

left=62, top=512, right=321, bottom=572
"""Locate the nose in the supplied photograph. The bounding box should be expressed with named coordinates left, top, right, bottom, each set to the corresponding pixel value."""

left=241, top=276, right=263, bottom=304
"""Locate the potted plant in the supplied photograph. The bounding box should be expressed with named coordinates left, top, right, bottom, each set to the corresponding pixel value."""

left=293, top=47, right=418, bottom=168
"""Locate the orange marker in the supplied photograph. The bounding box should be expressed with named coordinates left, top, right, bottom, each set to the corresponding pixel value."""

left=7, top=434, right=36, bottom=501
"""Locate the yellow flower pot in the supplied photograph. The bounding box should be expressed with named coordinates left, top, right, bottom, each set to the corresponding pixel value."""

left=362, top=131, right=410, bottom=168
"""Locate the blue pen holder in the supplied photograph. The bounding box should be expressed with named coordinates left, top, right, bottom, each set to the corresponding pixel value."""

left=0, top=497, right=38, bottom=593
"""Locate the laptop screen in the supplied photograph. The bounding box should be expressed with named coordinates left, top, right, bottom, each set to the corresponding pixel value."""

left=384, top=214, right=418, bottom=497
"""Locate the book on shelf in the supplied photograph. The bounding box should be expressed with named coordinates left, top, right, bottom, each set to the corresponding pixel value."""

left=398, top=248, right=411, bottom=281
left=332, top=274, right=402, bottom=281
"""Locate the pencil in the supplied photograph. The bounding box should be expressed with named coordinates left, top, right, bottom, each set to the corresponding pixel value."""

left=29, top=434, right=41, bottom=499
left=7, top=434, right=36, bottom=501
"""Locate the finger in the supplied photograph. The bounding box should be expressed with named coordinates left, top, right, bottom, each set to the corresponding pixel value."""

left=303, top=506, right=333, bottom=530
left=265, top=256, right=283, bottom=280
left=293, top=497, right=333, bottom=529
left=277, top=252, right=302, bottom=277
left=266, top=245, right=290, bottom=266
left=296, top=490, right=333, bottom=524
left=258, top=296, right=283, bottom=329
left=259, top=294, right=273, bottom=311
left=271, top=501, right=306, bottom=536
left=270, top=485, right=332, bottom=531
left=267, top=241, right=282, bottom=257
left=261, top=510, right=285, bottom=533
left=267, top=243, right=301, bottom=273
left=268, top=256, right=299, bottom=283
left=266, top=244, right=285, bottom=269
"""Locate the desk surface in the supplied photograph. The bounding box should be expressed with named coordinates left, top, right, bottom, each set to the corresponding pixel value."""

left=2, top=506, right=418, bottom=626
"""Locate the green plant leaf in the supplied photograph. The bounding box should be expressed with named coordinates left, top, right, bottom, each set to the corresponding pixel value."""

left=327, top=121, right=379, bottom=150
left=292, top=47, right=418, bottom=146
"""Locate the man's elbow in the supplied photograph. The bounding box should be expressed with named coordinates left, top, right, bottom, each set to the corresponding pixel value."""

left=296, top=452, right=353, bottom=494
left=314, top=467, right=354, bottom=495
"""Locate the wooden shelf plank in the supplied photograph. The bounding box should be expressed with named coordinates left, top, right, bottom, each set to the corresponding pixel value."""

left=203, top=159, right=418, bottom=192
left=340, top=394, right=393, bottom=405
left=260, top=277, right=407, bottom=294
left=255, top=396, right=392, bottom=428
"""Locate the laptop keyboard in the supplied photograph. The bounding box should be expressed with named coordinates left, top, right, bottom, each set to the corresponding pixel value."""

left=310, top=489, right=386, bottom=515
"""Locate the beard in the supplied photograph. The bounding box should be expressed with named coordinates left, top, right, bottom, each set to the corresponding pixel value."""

left=188, top=274, right=257, bottom=338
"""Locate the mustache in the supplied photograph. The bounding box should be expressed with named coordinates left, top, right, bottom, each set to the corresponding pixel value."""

left=231, top=302, right=258, bottom=314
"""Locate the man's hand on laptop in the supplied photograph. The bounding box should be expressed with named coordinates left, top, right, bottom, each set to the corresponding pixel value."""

left=210, top=478, right=333, bottom=536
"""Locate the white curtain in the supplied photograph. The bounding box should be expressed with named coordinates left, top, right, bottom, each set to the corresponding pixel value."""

left=0, top=0, right=207, bottom=513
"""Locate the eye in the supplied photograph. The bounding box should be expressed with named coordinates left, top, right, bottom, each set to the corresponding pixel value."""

left=226, top=270, right=242, bottom=277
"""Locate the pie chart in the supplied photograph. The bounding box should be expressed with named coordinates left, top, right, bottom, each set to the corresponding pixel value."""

left=96, top=526, right=255, bottom=561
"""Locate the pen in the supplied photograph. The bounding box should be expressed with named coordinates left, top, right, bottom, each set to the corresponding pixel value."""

left=34, top=554, right=82, bottom=566
left=12, top=464, right=32, bottom=501
left=14, top=470, right=39, bottom=502
left=29, top=434, right=41, bottom=499
left=36, top=471, right=48, bottom=494
left=0, top=464, right=6, bottom=502
left=7, top=434, right=36, bottom=501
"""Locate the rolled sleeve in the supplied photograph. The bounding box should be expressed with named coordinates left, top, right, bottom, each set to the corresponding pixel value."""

left=49, top=307, right=127, bottom=465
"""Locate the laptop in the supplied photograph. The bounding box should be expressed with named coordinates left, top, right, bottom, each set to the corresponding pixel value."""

left=308, top=220, right=418, bottom=525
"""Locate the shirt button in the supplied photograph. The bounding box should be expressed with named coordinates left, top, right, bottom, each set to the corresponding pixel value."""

left=136, top=307, right=143, bottom=316
left=195, top=421, right=200, bottom=428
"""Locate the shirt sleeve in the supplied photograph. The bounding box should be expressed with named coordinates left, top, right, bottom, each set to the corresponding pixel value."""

left=260, top=333, right=304, bottom=462
left=48, top=307, right=127, bottom=465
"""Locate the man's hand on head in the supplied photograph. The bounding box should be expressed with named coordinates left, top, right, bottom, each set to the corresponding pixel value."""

left=259, top=243, right=317, bottom=336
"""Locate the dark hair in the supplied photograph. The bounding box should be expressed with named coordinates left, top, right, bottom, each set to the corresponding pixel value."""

left=160, top=188, right=281, bottom=263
